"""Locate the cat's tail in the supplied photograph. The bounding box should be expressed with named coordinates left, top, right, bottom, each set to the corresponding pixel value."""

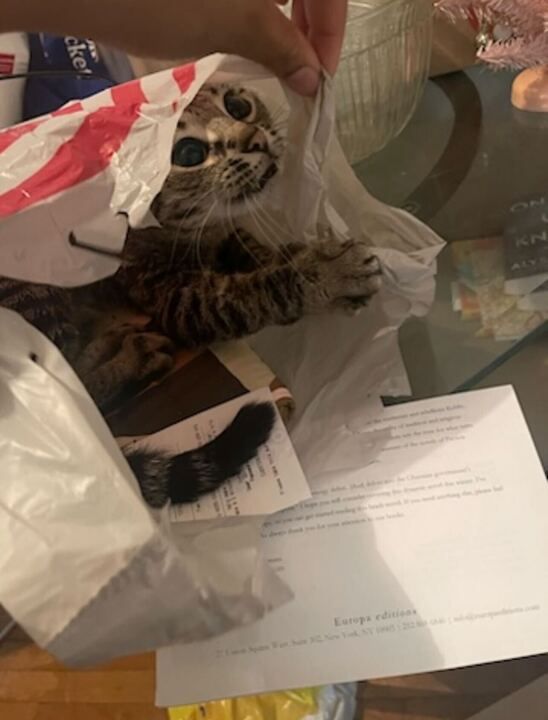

left=124, top=402, right=276, bottom=508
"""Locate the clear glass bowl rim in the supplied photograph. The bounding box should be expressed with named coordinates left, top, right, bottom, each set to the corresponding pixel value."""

left=345, top=0, right=432, bottom=23
left=341, top=0, right=433, bottom=59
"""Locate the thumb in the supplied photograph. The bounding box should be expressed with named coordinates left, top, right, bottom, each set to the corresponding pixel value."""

left=218, top=0, right=321, bottom=96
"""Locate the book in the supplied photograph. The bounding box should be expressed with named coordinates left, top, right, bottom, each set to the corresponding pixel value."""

left=504, top=194, right=548, bottom=296
left=156, top=386, right=548, bottom=707
left=108, top=341, right=295, bottom=437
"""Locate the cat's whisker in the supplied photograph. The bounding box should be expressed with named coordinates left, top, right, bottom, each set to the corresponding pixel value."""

left=169, top=198, right=205, bottom=266
left=243, top=199, right=320, bottom=291
left=248, top=196, right=294, bottom=244
left=242, top=198, right=304, bottom=274
left=245, top=196, right=296, bottom=254
left=227, top=203, right=279, bottom=272
left=267, top=101, right=288, bottom=124
left=225, top=209, right=268, bottom=271
left=171, top=187, right=217, bottom=269
left=244, top=200, right=287, bottom=251
left=219, top=204, right=235, bottom=242
left=193, top=196, right=219, bottom=271
left=242, top=198, right=283, bottom=251
left=269, top=115, right=289, bottom=133
left=270, top=118, right=288, bottom=134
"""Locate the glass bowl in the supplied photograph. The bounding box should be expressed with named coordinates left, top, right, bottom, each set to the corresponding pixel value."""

left=335, top=0, right=433, bottom=163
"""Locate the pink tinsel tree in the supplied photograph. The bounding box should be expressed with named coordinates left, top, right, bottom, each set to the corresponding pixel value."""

left=436, top=0, right=548, bottom=69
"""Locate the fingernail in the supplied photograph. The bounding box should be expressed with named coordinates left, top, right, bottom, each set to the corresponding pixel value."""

left=285, top=66, right=320, bottom=97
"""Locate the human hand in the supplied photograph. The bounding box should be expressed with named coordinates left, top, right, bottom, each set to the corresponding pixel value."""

left=4, top=0, right=348, bottom=97
left=291, top=0, right=348, bottom=75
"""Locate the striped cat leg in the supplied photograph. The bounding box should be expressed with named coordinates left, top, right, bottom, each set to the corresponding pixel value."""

left=213, top=230, right=306, bottom=273
left=148, top=264, right=306, bottom=346
left=128, top=237, right=381, bottom=347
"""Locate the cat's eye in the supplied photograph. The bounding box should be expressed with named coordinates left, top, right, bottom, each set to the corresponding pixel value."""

left=172, top=138, right=209, bottom=167
left=224, top=92, right=253, bottom=121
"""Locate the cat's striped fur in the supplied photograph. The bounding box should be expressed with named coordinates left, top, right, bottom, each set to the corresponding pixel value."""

left=0, top=84, right=381, bottom=508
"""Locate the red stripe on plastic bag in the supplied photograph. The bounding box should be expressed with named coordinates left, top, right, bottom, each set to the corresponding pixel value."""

left=173, top=63, right=196, bottom=92
left=0, top=102, right=84, bottom=154
left=0, top=83, right=148, bottom=217
left=0, top=67, right=196, bottom=217
left=54, top=102, right=84, bottom=116
left=111, top=78, right=147, bottom=105
left=0, top=77, right=146, bottom=159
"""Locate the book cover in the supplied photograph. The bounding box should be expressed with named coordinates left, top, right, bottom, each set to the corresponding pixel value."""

left=504, top=194, right=548, bottom=295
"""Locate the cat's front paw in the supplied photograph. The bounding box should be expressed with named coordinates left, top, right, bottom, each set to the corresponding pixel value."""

left=301, top=239, right=382, bottom=314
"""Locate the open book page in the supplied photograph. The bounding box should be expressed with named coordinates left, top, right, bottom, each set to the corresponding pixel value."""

left=157, top=386, right=548, bottom=706
left=124, top=387, right=311, bottom=522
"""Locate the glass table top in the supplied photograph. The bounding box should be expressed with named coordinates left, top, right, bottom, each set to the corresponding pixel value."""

left=354, top=65, right=548, bottom=400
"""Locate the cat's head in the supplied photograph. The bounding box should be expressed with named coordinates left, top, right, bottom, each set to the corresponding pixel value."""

left=155, top=84, right=285, bottom=228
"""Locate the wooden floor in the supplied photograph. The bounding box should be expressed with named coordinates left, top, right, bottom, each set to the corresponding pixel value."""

left=1, top=611, right=547, bottom=720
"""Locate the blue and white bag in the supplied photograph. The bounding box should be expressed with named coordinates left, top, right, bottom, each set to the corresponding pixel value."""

left=23, top=33, right=115, bottom=119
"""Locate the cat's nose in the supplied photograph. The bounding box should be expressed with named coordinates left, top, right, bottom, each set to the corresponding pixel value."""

left=241, top=127, right=268, bottom=154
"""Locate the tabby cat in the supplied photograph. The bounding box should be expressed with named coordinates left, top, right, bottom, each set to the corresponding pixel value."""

left=0, top=84, right=381, bottom=509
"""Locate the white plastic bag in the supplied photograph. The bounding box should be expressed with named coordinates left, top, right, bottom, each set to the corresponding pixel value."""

left=0, top=54, right=444, bottom=667
left=250, top=133, right=443, bottom=479
left=0, top=307, right=291, bottom=665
